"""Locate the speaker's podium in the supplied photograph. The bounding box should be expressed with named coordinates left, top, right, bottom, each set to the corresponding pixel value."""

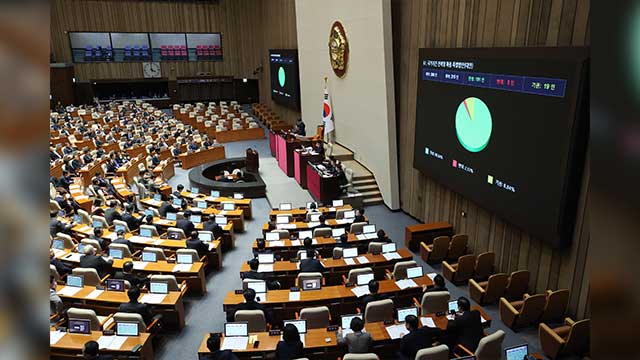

left=306, top=162, right=341, bottom=203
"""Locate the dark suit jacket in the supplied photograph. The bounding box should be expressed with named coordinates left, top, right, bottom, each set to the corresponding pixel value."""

left=360, top=292, right=390, bottom=310
left=158, top=202, right=177, bottom=217
left=399, top=327, right=442, bottom=360
left=186, top=239, right=209, bottom=258
left=50, top=258, right=72, bottom=276
left=104, top=207, right=122, bottom=225
left=275, top=340, right=304, bottom=360
left=49, top=218, right=71, bottom=236
left=122, top=212, right=142, bottom=231
left=113, top=271, right=148, bottom=288
left=202, top=221, right=224, bottom=239
left=79, top=254, right=112, bottom=278
left=112, top=237, right=133, bottom=252
left=422, top=285, right=448, bottom=298
left=200, top=350, right=239, bottom=360
left=118, top=301, right=153, bottom=325
left=353, top=215, right=365, bottom=223
left=176, top=218, right=195, bottom=235
left=299, top=258, right=324, bottom=273
left=446, top=310, right=483, bottom=351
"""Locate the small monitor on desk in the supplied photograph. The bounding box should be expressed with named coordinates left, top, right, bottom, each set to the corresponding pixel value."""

left=191, top=187, right=199, bottom=194
left=140, top=228, right=153, bottom=238
left=406, top=266, right=423, bottom=279
left=73, top=214, right=83, bottom=224
left=448, top=300, right=459, bottom=313
left=397, top=307, right=419, bottom=322
left=51, top=239, right=64, bottom=250
left=106, top=279, right=125, bottom=292
left=191, top=214, right=202, bottom=224
left=233, top=193, right=244, bottom=199
left=68, top=319, right=91, bottom=334
left=302, top=278, right=321, bottom=291
left=210, top=190, right=220, bottom=198
left=247, top=280, right=267, bottom=294
left=363, top=224, right=376, bottom=234
left=149, top=281, right=168, bottom=294
left=310, top=214, right=321, bottom=222
left=332, top=228, right=345, bottom=238
left=92, top=220, right=103, bottom=229
left=109, top=248, right=124, bottom=259
left=76, top=243, right=86, bottom=254
left=166, top=212, right=177, bottom=221
left=223, top=203, right=235, bottom=211
left=341, top=314, right=363, bottom=329
left=198, top=232, right=213, bottom=242
left=279, top=203, right=292, bottom=211
left=505, top=344, right=529, bottom=360
left=144, top=209, right=154, bottom=217
left=172, top=198, right=182, bottom=207
left=215, top=216, right=228, bottom=225
left=343, top=247, right=358, bottom=258
left=114, top=224, right=126, bottom=233
left=265, top=232, right=280, bottom=241
left=196, top=201, right=207, bottom=209
left=283, top=319, right=307, bottom=334
left=142, top=251, right=157, bottom=263
left=153, top=194, right=162, bottom=201
left=356, top=273, right=374, bottom=286
left=224, top=322, right=248, bottom=337
left=177, top=254, right=193, bottom=264
left=66, top=275, right=83, bottom=288
left=382, top=243, right=397, bottom=253
left=276, top=216, right=289, bottom=224
left=258, top=253, right=274, bottom=264
left=298, top=230, right=313, bottom=239
left=344, top=210, right=355, bottom=219
left=332, top=199, right=344, bottom=207
left=116, top=321, right=139, bottom=337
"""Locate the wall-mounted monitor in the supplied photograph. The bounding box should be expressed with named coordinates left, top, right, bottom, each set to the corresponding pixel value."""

left=269, top=49, right=301, bottom=109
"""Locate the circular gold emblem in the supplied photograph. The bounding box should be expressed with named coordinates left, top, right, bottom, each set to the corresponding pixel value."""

left=328, top=21, right=349, bottom=78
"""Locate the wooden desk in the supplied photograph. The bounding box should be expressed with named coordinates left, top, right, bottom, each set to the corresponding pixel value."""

left=200, top=207, right=245, bottom=232
left=56, top=284, right=186, bottom=330
left=404, top=222, right=454, bottom=252
left=50, top=330, right=153, bottom=360
left=148, top=216, right=235, bottom=252
left=181, top=191, right=253, bottom=219
left=223, top=276, right=434, bottom=323
left=153, top=159, right=175, bottom=181
left=251, top=233, right=378, bottom=260
left=50, top=160, right=64, bottom=178
left=74, top=139, right=96, bottom=150
left=68, top=184, right=92, bottom=213
left=116, top=155, right=145, bottom=184
left=197, top=309, right=492, bottom=359
left=126, top=145, right=147, bottom=159
left=240, top=249, right=415, bottom=288
left=294, top=150, right=322, bottom=188
left=78, top=157, right=107, bottom=187
left=179, top=146, right=226, bottom=170
left=215, top=127, right=265, bottom=143
left=262, top=218, right=368, bottom=235
left=268, top=205, right=353, bottom=221
left=110, top=177, right=135, bottom=201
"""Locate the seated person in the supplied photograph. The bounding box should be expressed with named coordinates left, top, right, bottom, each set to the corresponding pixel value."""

left=445, top=297, right=483, bottom=352
left=176, top=210, right=196, bottom=235
left=202, top=216, right=224, bottom=239
left=113, top=261, right=149, bottom=288
left=360, top=279, right=390, bottom=310
left=50, top=275, right=64, bottom=316
left=111, top=229, right=133, bottom=253
left=89, top=227, right=108, bottom=251
left=159, top=200, right=178, bottom=218
left=79, top=245, right=113, bottom=279
left=49, top=210, right=74, bottom=236
left=186, top=231, right=209, bottom=258
left=121, top=204, right=144, bottom=231
left=399, top=315, right=442, bottom=360
left=377, top=229, right=391, bottom=242
left=354, top=208, right=365, bottom=223
left=243, top=258, right=279, bottom=290
left=227, top=288, right=272, bottom=324
left=118, top=286, right=154, bottom=325
left=336, top=233, right=350, bottom=248
left=422, top=274, right=448, bottom=295
left=275, top=323, right=304, bottom=360
left=201, top=333, right=239, bottom=360
left=50, top=248, right=71, bottom=277
left=142, top=214, right=161, bottom=234
left=299, top=249, right=324, bottom=273
left=82, top=340, right=113, bottom=360
left=337, top=316, right=372, bottom=353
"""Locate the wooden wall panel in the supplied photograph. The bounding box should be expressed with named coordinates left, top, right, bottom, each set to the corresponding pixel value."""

left=51, top=0, right=300, bottom=124
left=391, top=0, right=590, bottom=319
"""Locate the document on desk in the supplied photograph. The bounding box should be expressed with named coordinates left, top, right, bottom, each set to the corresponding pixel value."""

left=128, top=235, right=147, bottom=243
left=395, top=279, right=418, bottom=290
left=172, top=264, right=192, bottom=272
left=446, top=314, right=455, bottom=320
left=356, top=234, right=367, bottom=240
left=152, top=239, right=163, bottom=245
left=57, top=286, right=83, bottom=297
left=257, top=264, right=274, bottom=273
left=385, top=324, right=408, bottom=339
left=335, top=219, right=348, bottom=225
left=421, top=317, right=437, bottom=328
left=356, top=256, right=369, bottom=264
left=290, top=240, right=302, bottom=246
left=107, top=336, right=128, bottom=350
left=350, top=285, right=370, bottom=297
left=53, top=248, right=67, bottom=258
left=104, top=232, right=118, bottom=240
left=289, top=291, right=301, bottom=301
left=268, top=240, right=285, bottom=247
left=86, top=289, right=104, bottom=299
left=97, top=336, right=115, bottom=349
left=306, top=222, right=321, bottom=228
left=277, top=224, right=297, bottom=230
left=344, top=258, right=356, bottom=265
left=382, top=252, right=402, bottom=260
left=50, top=331, right=66, bottom=345
left=64, top=252, right=82, bottom=262
left=132, top=261, right=148, bottom=270
left=364, top=233, right=378, bottom=239
left=139, top=293, right=166, bottom=304
left=427, top=272, right=437, bottom=280
left=221, top=336, right=249, bottom=350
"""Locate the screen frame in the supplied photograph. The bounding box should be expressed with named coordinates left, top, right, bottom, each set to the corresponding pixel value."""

left=269, top=49, right=301, bottom=110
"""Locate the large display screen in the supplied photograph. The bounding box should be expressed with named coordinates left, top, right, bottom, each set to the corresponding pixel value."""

left=269, top=49, right=300, bottom=109
left=413, top=47, right=588, bottom=247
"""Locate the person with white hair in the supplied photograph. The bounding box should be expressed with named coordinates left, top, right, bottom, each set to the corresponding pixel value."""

left=79, top=244, right=113, bottom=278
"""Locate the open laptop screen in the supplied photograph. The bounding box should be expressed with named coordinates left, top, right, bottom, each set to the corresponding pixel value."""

left=224, top=322, right=248, bottom=337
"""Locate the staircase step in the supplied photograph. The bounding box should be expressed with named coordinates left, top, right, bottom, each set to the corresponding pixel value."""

left=352, top=179, right=376, bottom=186
left=363, top=197, right=384, bottom=206
left=354, top=184, right=379, bottom=192
left=359, top=190, right=382, bottom=199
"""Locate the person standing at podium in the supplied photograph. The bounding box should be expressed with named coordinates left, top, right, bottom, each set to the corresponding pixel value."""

left=294, top=118, right=306, bottom=136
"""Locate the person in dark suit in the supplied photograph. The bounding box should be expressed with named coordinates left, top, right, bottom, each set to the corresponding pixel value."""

left=446, top=297, right=484, bottom=352
left=58, top=171, right=73, bottom=190
left=158, top=200, right=178, bottom=218
left=186, top=231, right=209, bottom=258
left=202, top=217, right=224, bottom=239
left=82, top=340, right=113, bottom=360
left=121, top=204, right=143, bottom=231
left=113, top=261, right=149, bottom=288
left=50, top=249, right=71, bottom=277
left=312, top=141, right=324, bottom=157
left=360, top=280, right=390, bottom=310
left=377, top=229, right=391, bottom=242
left=142, top=215, right=161, bottom=234
left=299, top=249, right=325, bottom=273
left=89, top=227, right=108, bottom=252
left=104, top=201, right=122, bottom=225
left=201, top=333, right=239, bottom=360
left=49, top=211, right=74, bottom=236
left=398, top=315, right=442, bottom=360
left=275, top=323, right=304, bottom=360
left=421, top=274, right=448, bottom=296
left=293, top=118, right=306, bottom=137
left=111, top=230, right=133, bottom=253
left=172, top=184, right=185, bottom=199
left=79, top=245, right=113, bottom=278
left=336, top=233, right=350, bottom=248
left=118, top=286, right=153, bottom=325
left=353, top=208, right=366, bottom=223
left=227, top=288, right=272, bottom=324
left=243, top=258, right=280, bottom=290
left=176, top=210, right=195, bottom=235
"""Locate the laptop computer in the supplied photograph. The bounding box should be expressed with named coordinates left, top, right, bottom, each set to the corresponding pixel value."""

left=198, top=232, right=213, bottom=242
left=141, top=251, right=157, bottom=262
left=92, top=220, right=103, bottom=229
left=505, top=344, right=529, bottom=360
left=343, top=247, right=358, bottom=258
left=222, top=203, right=235, bottom=211
left=76, top=243, right=86, bottom=254
left=73, top=214, right=83, bottom=224
left=196, top=200, right=207, bottom=209
left=265, top=232, right=280, bottom=241
left=106, top=279, right=125, bottom=292
left=51, top=239, right=64, bottom=250
left=279, top=203, right=292, bottom=211
left=224, top=322, right=248, bottom=337
left=310, top=214, right=321, bottom=222
left=406, top=266, right=423, bottom=279
left=191, top=187, right=199, bottom=194
left=177, top=253, right=193, bottom=264
left=448, top=300, right=459, bottom=313
left=210, top=190, right=220, bottom=198
left=283, top=319, right=307, bottom=334
left=344, top=210, right=355, bottom=219
left=363, top=224, right=376, bottom=234
left=166, top=212, right=177, bottom=221
left=258, top=253, right=274, bottom=264
left=332, top=228, right=345, bottom=238
left=397, top=307, right=419, bottom=322
left=68, top=319, right=91, bottom=334
left=382, top=243, right=397, bottom=253
left=172, top=198, right=182, bottom=207
left=144, top=209, right=154, bottom=217
left=215, top=216, right=228, bottom=225
left=332, top=199, right=344, bottom=207
left=246, top=280, right=267, bottom=295
left=341, top=314, right=363, bottom=329
left=109, top=248, right=124, bottom=259
left=66, top=275, right=83, bottom=288
left=356, top=273, right=374, bottom=286
left=153, top=194, right=162, bottom=201
left=191, top=214, right=202, bottom=224
left=302, top=278, right=321, bottom=291
left=114, top=224, right=126, bottom=233
left=139, top=228, right=153, bottom=238
left=149, top=281, right=168, bottom=294
left=116, top=321, right=139, bottom=337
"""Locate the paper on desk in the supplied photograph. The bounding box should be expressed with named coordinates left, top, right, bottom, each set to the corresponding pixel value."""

left=356, top=234, right=367, bottom=241
left=356, top=256, right=369, bottom=264
left=306, top=222, right=321, bottom=228
left=364, top=233, right=378, bottom=239
left=290, top=240, right=302, bottom=246
left=446, top=314, right=455, bottom=321
left=277, top=224, right=297, bottom=230
left=257, top=264, right=274, bottom=273
left=128, top=235, right=146, bottom=243
left=350, top=285, right=370, bottom=297
left=421, top=317, right=437, bottom=328
left=104, top=233, right=118, bottom=240
left=344, top=258, right=356, bottom=265
left=86, top=289, right=104, bottom=299
left=139, top=293, right=166, bottom=304
left=97, top=336, right=115, bottom=349
left=268, top=240, right=285, bottom=247
left=382, top=252, right=402, bottom=260
left=218, top=210, right=227, bottom=216
left=50, top=331, right=66, bottom=345
left=335, top=219, right=348, bottom=225
left=57, top=286, right=83, bottom=297
left=395, top=279, right=418, bottom=290
left=132, top=261, right=148, bottom=270
left=289, top=291, right=301, bottom=301
left=427, top=272, right=437, bottom=280
left=385, top=324, right=408, bottom=339
left=255, top=293, right=267, bottom=303
left=222, top=336, right=249, bottom=350
left=64, top=253, right=82, bottom=262
left=107, top=336, right=128, bottom=350
left=172, top=264, right=192, bottom=272
left=152, top=240, right=163, bottom=245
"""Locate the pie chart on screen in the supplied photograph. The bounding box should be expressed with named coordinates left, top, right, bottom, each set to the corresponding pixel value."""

left=455, top=97, right=492, bottom=152
left=278, top=66, right=286, bottom=87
